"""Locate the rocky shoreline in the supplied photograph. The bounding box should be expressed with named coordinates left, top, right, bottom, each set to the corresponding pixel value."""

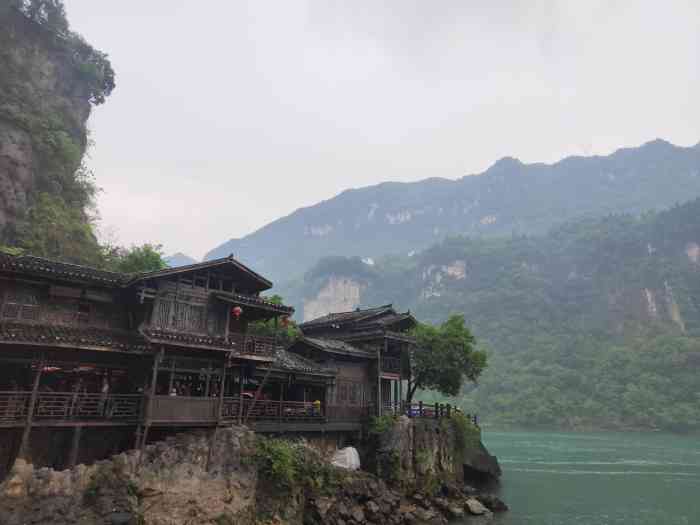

left=0, top=420, right=507, bottom=524
left=304, top=475, right=507, bottom=525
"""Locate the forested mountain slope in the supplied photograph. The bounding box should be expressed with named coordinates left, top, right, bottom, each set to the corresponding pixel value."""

left=207, top=139, right=700, bottom=282
left=286, top=199, right=700, bottom=431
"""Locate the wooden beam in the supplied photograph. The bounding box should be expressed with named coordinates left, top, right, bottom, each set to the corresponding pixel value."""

left=140, top=347, right=163, bottom=457
left=244, top=366, right=272, bottom=425
left=68, top=426, right=82, bottom=468
left=237, top=366, right=245, bottom=425
left=17, top=356, right=44, bottom=460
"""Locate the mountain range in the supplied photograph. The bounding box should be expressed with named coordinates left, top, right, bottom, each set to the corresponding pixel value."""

left=206, top=139, right=700, bottom=283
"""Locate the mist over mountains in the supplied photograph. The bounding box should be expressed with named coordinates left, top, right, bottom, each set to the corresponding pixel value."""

left=206, top=139, right=700, bottom=283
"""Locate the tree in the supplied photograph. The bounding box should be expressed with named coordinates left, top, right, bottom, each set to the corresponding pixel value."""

left=406, top=315, right=486, bottom=403
left=105, top=244, right=167, bottom=274
left=247, top=295, right=301, bottom=345
left=11, top=0, right=69, bottom=34
left=16, top=192, right=105, bottom=267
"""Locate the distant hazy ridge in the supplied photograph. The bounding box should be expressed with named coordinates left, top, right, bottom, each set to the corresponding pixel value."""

left=206, top=139, right=700, bottom=282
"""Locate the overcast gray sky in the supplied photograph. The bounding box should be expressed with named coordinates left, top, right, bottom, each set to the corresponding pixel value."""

left=64, top=0, right=700, bottom=260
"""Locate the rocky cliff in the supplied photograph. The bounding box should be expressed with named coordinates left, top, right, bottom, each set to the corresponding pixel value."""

left=303, top=276, right=365, bottom=321
left=0, top=4, right=113, bottom=245
left=0, top=422, right=505, bottom=525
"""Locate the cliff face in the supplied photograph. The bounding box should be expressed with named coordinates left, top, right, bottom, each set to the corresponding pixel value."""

left=0, top=6, right=109, bottom=243
left=0, top=427, right=260, bottom=525
left=303, top=276, right=365, bottom=321
left=368, top=416, right=500, bottom=492
left=0, top=423, right=505, bottom=525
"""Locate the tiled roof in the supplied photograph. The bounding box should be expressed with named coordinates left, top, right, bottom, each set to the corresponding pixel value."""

left=214, top=292, right=294, bottom=315
left=141, top=328, right=278, bottom=360
left=0, top=322, right=149, bottom=352
left=0, top=254, right=125, bottom=286
left=300, top=305, right=416, bottom=337
left=300, top=305, right=394, bottom=328
left=126, top=256, right=273, bottom=291
left=374, top=313, right=415, bottom=327
left=141, top=328, right=238, bottom=352
left=271, top=348, right=336, bottom=375
left=298, top=337, right=375, bottom=359
left=0, top=253, right=275, bottom=292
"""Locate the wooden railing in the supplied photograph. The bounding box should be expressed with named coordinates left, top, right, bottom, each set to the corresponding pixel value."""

left=228, top=333, right=281, bottom=356
left=382, top=401, right=478, bottom=426
left=381, top=356, right=401, bottom=374
left=149, top=396, right=218, bottom=422
left=1, top=392, right=475, bottom=428
left=0, top=392, right=142, bottom=422
left=220, top=398, right=325, bottom=423
left=35, top=393, right=142, bottom=421
left=0, top=391, right=29, bottom=422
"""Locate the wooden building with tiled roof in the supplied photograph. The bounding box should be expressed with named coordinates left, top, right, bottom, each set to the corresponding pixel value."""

left=0, top=253, right=344, bottom=475
left=291, top=305, right=417, bottom=417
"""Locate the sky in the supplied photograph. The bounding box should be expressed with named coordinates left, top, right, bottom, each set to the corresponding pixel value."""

left=64, top=0, right=700, bottom=260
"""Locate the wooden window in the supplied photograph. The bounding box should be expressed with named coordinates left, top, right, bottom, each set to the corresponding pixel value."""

left=2, top=286, right=40, bottom=321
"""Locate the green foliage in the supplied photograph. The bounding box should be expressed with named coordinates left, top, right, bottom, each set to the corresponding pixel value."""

left=368, top=414, right=397, bottom=435
left=10, top=0, right=68, bottom=33
left=104, top=243, right=167, bottom=274
left=446, top=412, right=481, bottom=460
left=408, top=315, right=486, bottom=402
left=247, top=295, right=301, bottom=344
left=253, top=437, right=339, bottom=493
left=254, top=438, right=299, bottom=490
left=16, top=192, right=104, bottom=266
left=0, top=245, right=23, bottom=256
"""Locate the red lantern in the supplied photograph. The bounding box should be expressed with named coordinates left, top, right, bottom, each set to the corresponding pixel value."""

left=281, top=316, right=289, bottom=327
left=232, top=306, right=243, bottom=319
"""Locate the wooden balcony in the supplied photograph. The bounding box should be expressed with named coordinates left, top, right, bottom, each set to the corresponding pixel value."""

left=0, top=392, right=142, bottom=426
left=380, top=356, right=401, bottom=374
left=0, top=392, right=373, bottom=431
left=228, top=333, right=282, bottom=358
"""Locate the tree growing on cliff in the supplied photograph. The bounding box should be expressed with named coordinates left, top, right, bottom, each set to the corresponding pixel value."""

left=103, top=243, right=168, bottom=274
left=407, top=315, right=486, bottom=403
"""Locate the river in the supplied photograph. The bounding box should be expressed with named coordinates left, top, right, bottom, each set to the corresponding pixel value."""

left=471, top=430, right=700, bottom=525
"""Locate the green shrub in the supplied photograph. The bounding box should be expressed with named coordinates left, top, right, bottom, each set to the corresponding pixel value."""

left=368, top=414, right=396, bottom=435
left=448, top=412, right=481, bottom=460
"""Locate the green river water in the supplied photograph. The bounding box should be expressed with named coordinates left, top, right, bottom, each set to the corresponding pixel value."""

left=472, top=431, right=700, bottom=525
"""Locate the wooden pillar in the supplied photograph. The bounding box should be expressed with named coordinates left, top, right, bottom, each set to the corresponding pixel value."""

left=217, top=363, right=226, bottom=424
left=224, top=304, right=231, bottom=343
left=167, top=358, right=175, bottom=394
left=398, top=356, right=404, bottom=411
left=140, top=347, right=163, bottom=454
left=245, top=367, right=272, bottom=424
left=204, top=362, right=212, bottom=397
left=18, top=356, right=44, bottom=460
left=237, top=366, right=245, bottom=425
left=377, top=339, right=384, bottom=417
left=68, top=426, right=82, bottom=468
left=393, top=380, right=399, bottom=414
